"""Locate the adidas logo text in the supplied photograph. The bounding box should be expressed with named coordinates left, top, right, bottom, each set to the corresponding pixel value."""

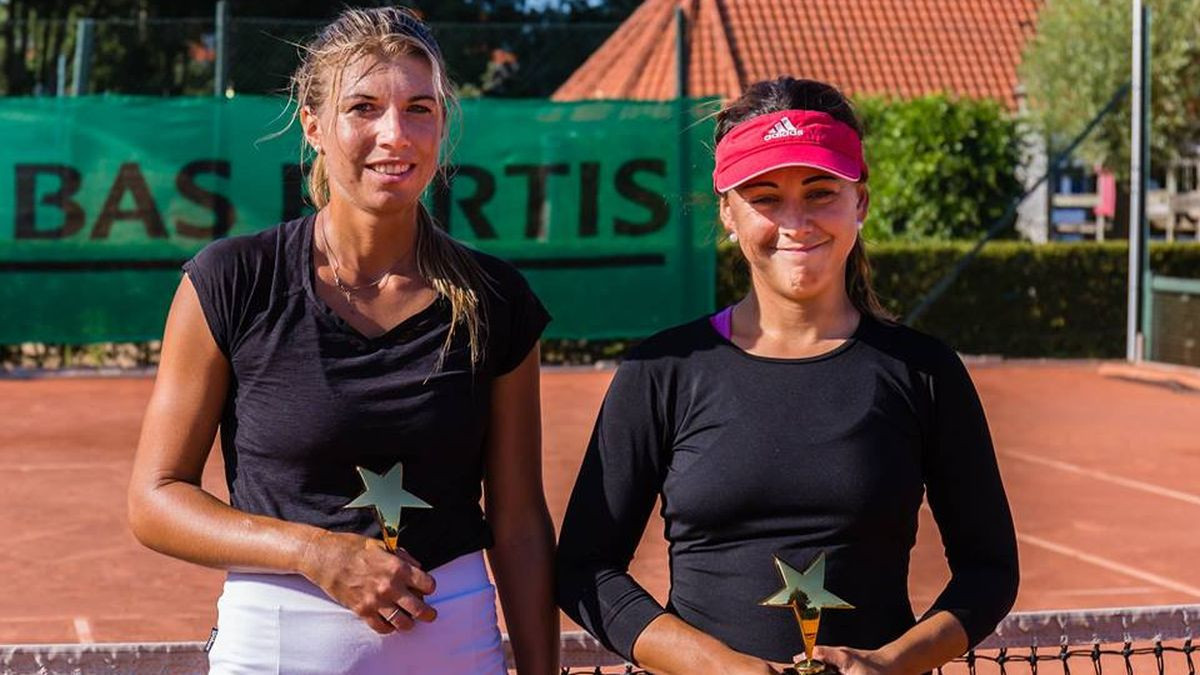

left=763, top=116, right=804, bottom=141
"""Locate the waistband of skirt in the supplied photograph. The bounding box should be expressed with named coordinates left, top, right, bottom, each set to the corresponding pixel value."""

left=222, top=549, right=490, bottom=610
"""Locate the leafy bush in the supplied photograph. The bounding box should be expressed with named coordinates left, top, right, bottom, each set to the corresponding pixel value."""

left=856, top=96, right=1024, bottom=241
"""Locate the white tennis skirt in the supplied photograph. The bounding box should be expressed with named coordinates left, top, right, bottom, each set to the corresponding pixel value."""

left=207, top=550, right=505, bottom=674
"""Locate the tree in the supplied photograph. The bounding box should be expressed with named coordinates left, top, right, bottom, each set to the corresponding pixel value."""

left=1, top=0, right=89, bottom=95
left=1020, top=0, right=1200, bottom=178
left=857, top=95, right=1024, bottom=241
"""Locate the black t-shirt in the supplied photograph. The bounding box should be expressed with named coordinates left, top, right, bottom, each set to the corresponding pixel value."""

left=183, top=215, right=549, bottom=571
left=556, top=315, right=1018, bottom=663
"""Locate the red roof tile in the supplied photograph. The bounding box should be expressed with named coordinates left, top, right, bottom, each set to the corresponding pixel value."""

left=555, top=0, right=1041, bottom=108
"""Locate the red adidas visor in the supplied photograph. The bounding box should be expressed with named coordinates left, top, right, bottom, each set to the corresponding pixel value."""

left=712, top=109, right=867, bottom=193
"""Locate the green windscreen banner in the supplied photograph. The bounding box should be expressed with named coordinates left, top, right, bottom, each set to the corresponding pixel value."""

left=0, top=96, right=715, bottom=343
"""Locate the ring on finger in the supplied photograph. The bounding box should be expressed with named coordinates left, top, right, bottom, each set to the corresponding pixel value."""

left=384, top=606, right=403, bottom=623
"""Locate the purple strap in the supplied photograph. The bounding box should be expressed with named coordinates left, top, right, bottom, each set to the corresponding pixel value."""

left=709, top=305, right=734, bottom=340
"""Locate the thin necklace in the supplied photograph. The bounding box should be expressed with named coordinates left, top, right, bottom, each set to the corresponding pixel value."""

left=319, top=213, right=395, bottom=305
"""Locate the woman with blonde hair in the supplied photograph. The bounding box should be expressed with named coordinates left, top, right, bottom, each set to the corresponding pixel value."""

left=128, top=7, right=557, bottom=673
left=557, top=77, right=1018, bottom=674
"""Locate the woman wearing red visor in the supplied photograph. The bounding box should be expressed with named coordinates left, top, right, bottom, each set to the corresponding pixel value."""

left=557, top=78, right=1018, bottom=674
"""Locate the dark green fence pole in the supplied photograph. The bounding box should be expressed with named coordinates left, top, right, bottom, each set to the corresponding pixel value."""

left=675, top=6, right=696, bottom=314
left=675, top=7, right=687, bottom=99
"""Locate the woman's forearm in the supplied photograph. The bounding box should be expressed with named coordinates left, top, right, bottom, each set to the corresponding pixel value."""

left=128, top=476, right=322, bottom=576
left=633, top=613, right=776, bottom=675
left=875, top=610, right=969, bottom=674
left=488, top=514, right=559, bottom=674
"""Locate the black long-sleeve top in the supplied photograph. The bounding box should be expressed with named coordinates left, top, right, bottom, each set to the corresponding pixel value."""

left=556, top=315, right=1018, bottom=664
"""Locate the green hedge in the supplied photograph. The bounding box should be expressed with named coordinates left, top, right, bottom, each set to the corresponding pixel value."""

left=6, top=242, right=1200, bottom=369
left=717, top=241, right=1200, bottom=358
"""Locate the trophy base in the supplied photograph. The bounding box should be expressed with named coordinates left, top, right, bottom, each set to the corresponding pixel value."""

left=782, top=660, right=838, bottom=675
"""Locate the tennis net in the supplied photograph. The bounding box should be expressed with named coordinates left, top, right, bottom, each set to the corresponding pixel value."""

left=556, top=604, right=1199, bottom=674
left=0, top=605, right=1194, bottom=673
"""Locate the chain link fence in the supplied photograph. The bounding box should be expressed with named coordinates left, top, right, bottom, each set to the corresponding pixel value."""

left=89, top=17, right=215, bottom=95
left=1, top=14, right=618, bottom=98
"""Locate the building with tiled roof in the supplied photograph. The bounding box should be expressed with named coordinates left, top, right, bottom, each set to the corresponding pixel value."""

left=554, top=0, right=1041, bottom=109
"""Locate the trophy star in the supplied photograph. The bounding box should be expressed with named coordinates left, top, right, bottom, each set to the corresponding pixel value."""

left=344, top=463, right=432, bottom=532
left=761, top=552, right=854, bottom=610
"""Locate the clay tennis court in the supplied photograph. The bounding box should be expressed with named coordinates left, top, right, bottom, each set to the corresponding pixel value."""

left=1, top=360, right=1198, bottom=649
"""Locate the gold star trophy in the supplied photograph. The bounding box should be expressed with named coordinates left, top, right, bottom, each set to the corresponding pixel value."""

left=344, top=463, right=431, bottom=553
left=761, top=552, right=853, bottom=674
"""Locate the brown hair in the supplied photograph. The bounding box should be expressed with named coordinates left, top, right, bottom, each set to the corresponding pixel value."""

left=715, top=77, right=893, bottom=322
left=288, top=7, right=488, bottom=368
